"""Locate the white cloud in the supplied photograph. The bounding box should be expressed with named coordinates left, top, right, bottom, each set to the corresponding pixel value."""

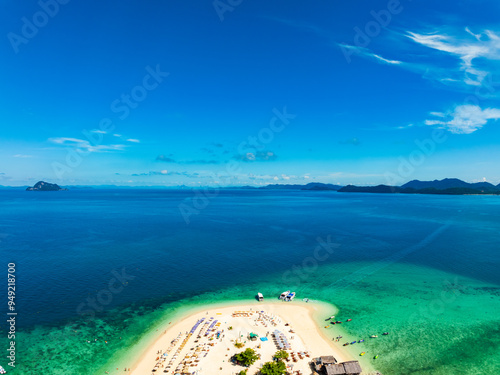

left=235, top=150, right=277, bottom=162
left=342, top=27, right=500, bottom=90
left=406, top=29, right=500, bottom=86
left=465, top=27, right=481, bottom=41
left=48, top=137, right=127, bottom=152
left=430, top=112, right=445, bottom=117
left=126, top=138, right=140, bottom=143
left=394, top=123, right=414, bottom=130
left=113, top=134, right=122, bottom=137
left=371, top=53, right=402, bottom=65
left=91, top=130, right=107, bottom=134
left=425, top=105, right=500, bottom=134
left=339, top=44, right=402, bottom=65
left=13, top=154, right=33, bottom=158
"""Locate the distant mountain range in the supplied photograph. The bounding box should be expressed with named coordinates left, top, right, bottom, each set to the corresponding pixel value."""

left=260, top=182, right=343, bottom=191
left=339, top=178, right=500, bottom=195
left=251, top=179, right=499, bottom=195
left=402, top=178, right=499, bottom=191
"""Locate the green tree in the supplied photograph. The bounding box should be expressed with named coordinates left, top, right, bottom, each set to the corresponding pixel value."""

left=274, top=350, right=289, bottom=360
left=238, top=370, right=248, bottom=375
left=235, top=348, right=260, bottom=366
left=260, top=360, right=287, bottom=375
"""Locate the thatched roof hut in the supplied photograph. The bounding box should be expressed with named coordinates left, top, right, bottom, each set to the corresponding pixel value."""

left=324, top=360, right=362, bottom=375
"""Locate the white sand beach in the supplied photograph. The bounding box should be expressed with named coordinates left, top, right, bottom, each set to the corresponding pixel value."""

left=128, top=301, right=354, bottom=375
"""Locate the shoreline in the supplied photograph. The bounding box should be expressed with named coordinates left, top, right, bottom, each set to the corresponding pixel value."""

left=111, top=299, right=369, bottom=374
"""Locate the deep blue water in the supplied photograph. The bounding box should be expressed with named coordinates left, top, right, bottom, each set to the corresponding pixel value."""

left=1, top=189, right=499, bottom=328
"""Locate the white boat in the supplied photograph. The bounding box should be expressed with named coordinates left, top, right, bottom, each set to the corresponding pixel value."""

left=257, top=292, right=264, bottom=301
left=279, top=290, right=290, bottom=300
left=285, top=292, right=296, bottom=301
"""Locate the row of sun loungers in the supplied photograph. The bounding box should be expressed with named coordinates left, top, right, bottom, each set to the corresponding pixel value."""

left=231, top=310, right=254, bottom=317
left=289, top=351, right=310, bottom=362
left=205, top=320, right=218, bottom=336
left=273, top=330, right=292, bottom=350
left=255, top=311, right=280, bottom=327
left=190, top=318, right=205, bottom=334
left=156, top=316, right=225, bottom=374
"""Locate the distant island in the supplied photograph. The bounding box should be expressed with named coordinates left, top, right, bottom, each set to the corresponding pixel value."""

left=260, top=182, right=343, bottom=191
left=338, top=178, right=500, bottom=195
left=26, top=181, right=68, bottom=191
left=230, top=178, right=500, bottom=196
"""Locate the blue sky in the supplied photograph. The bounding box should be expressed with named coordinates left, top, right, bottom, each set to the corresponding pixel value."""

left=1, top=0, right=500, bottom=186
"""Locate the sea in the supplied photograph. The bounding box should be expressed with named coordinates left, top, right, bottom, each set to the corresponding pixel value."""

left=0, top=189, right=499, bottom=374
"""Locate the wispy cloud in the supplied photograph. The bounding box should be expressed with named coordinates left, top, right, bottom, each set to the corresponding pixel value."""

left=183, top=159, right=220, bottom=165
left=340, top=26, right=500, bottom=92
left=126, top=138, right=140, bottom=143
left=155, top=155, right=220, bottom=164
left=131, top=170, right=169, bottom=176
left=13, top=154, right=33, bottom=158
left=394, top=123, right=414, bottom=130
left=372, top=53, right=402, bottom=65
left=405, top=28, right=500, bottom=87
left=48, top=137, right=127, bottom=152
left=131, top=170, right=200, bottom=178
left=156, top=155, right=176, bottom=162
left=425, top=105, right=500, bottom=134
left=169, top=171, right=200, bottom=178
left=339, top=44, right=402, bottom=65
left=269, top=15, right=499, bottom=92
left=233, top=150, right=278, bottom=162
left=200, top=142, right=225, bottom=155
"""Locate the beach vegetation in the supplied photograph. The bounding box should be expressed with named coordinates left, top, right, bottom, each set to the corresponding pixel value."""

left=228, top=326, right=233, bottom=330
left=234, top=341, right=245, bottom=348
left=273, top=350, right=289, bottom=360
left=234, top=348, right=259, bottom=366
left=237, top=370, right=248, bottom=375
left=260, top=360, right=287, bottom=375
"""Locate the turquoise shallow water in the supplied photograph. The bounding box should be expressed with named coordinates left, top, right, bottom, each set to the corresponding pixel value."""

left=0, top=189, right=499, bottom=374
